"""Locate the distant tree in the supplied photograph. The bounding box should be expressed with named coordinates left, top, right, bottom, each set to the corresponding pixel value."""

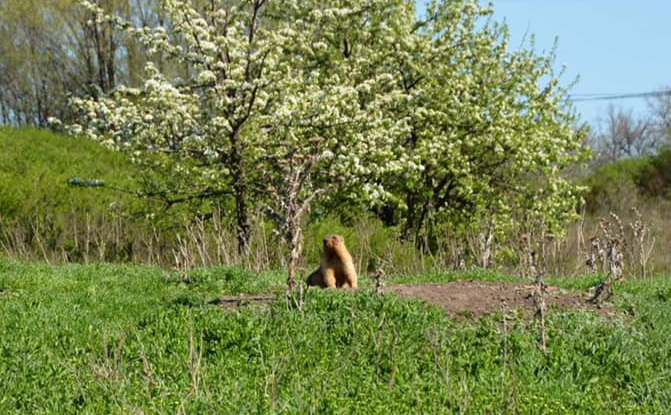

left=589, top=105, right=661, bottom=166
left=0, top=0, right=160, bottom=126
left=0, top=0, right=75, bottom=125
left=648, top=90, right=671, bottom=146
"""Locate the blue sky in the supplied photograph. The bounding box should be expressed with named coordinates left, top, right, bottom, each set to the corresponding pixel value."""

left=488, top=0, right=671, bottom=125
left=419, top=0, right=671, bottom=126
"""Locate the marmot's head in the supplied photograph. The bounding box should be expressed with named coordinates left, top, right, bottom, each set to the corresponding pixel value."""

left=323, top=234, right=344, bottom=250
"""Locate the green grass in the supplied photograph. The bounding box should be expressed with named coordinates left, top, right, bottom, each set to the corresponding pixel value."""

left=1, top=261, right=671, bottom=414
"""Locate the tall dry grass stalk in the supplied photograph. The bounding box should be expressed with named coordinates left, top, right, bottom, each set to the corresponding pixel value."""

left=629, top=207, right=655, bottom=279
left=0, top=201, right=667, bottom=279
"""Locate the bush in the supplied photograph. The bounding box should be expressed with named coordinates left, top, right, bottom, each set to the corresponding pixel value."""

left=637, top=148, right=671, bottom=198
left=583, top=157, right=649, bottom=212
left=584, top=148, right=671, bottom=213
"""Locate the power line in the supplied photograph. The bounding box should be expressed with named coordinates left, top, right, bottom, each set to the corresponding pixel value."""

left=569, top=89, right=671, bottom=102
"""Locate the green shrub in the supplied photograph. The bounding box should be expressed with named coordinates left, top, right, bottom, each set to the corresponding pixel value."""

left=637, top=148, right=671, bottom=198
left=583, top=157, right=649, bottom=212
left=583, top=149, right=671, bottom=212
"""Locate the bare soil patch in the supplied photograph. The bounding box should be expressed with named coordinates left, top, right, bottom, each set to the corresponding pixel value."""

left=384, top=280, right=615, bottom=320
left=211, top=280, right=614, bottom=319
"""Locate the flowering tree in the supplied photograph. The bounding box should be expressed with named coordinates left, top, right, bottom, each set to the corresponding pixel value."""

left=69, top=0, right=410, bottom=283
left=70, top=0, right=319, bottom=254
left=67, top=0, right=587, bottom=281
left=371, top=0, right=589, bottom=250
left=228, top=0, right=413, bottom=286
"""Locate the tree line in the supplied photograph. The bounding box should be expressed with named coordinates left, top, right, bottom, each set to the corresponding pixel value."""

left=0, top=0, right=163, bottom=126
left=589, top=100, right=671, bottom=166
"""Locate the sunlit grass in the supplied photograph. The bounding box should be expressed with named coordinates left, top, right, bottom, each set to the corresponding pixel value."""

left=1, top=260, right=670, bottom=414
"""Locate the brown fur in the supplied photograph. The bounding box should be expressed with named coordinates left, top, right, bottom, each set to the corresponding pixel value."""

left=306, top=234, right=357, bottom=289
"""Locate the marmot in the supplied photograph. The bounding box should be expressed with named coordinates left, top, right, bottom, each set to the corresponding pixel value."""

left=306, top=234, right=358, bottom=289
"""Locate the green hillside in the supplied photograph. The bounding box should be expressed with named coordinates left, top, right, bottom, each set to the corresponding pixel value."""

left=0, top=127, right=668, bottom=274
left=0, top=127, right=136, bottom=221
left=0, top=127, right=142, bottom=262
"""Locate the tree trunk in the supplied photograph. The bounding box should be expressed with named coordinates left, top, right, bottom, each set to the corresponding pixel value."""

left=233, top=176, right=251, bottom=256
left=402, top=191, right=433, bottom=253
left=478, top=219, right=495, bottom=269
left=286, top=223, right=302, bottom=290
left=230, top=128, right=251, bottom=255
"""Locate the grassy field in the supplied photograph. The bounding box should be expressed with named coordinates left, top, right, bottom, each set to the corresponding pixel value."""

left=1, top=261, right=670, bottom=414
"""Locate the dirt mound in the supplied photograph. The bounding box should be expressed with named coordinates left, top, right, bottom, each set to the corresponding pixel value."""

left=210, top=280, right=614, bottom=320
left=385, top=280, right=614, bottom=320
